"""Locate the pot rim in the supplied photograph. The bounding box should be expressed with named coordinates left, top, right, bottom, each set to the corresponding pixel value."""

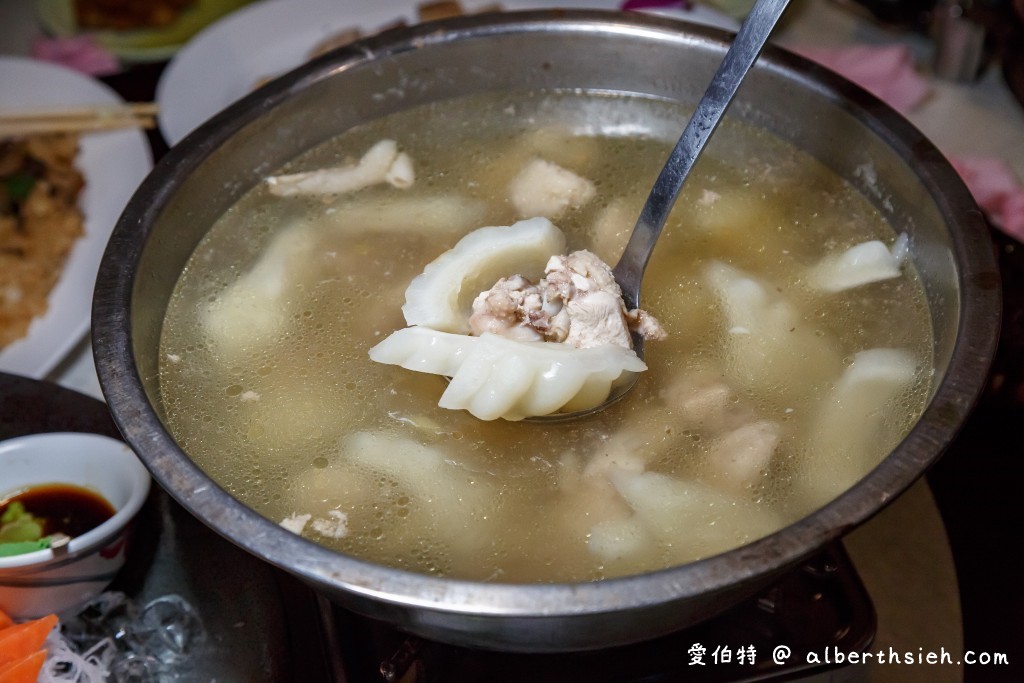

left=93, top=9, right=1000, bottom=620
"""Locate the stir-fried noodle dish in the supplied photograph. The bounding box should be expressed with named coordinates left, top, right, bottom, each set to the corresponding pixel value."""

left=0, top=134, right=85, bottom=350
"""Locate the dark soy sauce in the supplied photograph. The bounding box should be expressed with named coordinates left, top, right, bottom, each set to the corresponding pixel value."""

left=1, top=484, right=116, bottom=537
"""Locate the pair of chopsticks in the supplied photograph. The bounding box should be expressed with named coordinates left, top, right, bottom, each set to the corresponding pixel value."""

left=0, top=102, right=158, bottom=140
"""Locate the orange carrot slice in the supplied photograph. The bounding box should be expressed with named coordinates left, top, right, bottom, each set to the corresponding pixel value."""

left=0, top=650, right=47, bottom=683
left=0, top=614, right=57, bottom=667
left=0, top=608, right=12, bottom=631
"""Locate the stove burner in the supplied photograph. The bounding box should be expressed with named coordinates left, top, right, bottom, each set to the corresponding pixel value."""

left=313, top=543, right=874, bottom=683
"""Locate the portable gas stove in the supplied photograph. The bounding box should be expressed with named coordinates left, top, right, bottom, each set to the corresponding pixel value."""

left=283, top=543, right=876, bottom=683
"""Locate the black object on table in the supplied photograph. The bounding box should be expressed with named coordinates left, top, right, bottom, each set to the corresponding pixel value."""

left=927, top=229, right=1024, bottom=683
left=319, top=545, right=875, bottom=683
left=0, top=373, right=335, bottom=680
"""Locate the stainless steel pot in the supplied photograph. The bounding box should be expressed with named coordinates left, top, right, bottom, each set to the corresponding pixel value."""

left=93, top=10, right=1000, bottom=652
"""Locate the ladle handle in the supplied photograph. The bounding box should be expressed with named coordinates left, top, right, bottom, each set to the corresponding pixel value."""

left=612, top=0, right=792, bottom=309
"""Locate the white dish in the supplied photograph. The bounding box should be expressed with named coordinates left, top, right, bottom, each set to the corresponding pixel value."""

left=156, top=0, right=738, bottom=146
left=0, top=432, right=151, bottom=619
left=0, top=57, right=153, bottom=378
left=36, top=0, right=257, bottom=64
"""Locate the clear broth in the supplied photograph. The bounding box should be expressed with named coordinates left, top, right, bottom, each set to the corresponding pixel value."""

left=158, top=91, right=933, bottom=582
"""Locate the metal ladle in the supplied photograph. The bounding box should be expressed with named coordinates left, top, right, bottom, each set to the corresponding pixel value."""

left=531, top=0, right=792, bottom=422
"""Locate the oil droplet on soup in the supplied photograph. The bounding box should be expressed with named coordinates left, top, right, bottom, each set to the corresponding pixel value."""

left=158, top=91, right=933, bottom=582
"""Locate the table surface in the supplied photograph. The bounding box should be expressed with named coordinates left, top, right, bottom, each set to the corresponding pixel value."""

left=4, top=0, right=1023, bottom=680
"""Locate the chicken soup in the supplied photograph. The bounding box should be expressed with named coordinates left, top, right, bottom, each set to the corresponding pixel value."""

left=158, top=91, right=933, bottom=582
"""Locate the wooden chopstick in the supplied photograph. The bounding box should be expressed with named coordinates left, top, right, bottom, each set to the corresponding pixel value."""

left=0, top=102, right=158, bottom=139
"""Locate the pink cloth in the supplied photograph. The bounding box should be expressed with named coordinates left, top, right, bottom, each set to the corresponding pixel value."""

left=793, top=44, right=931, bottom=114
left=792, top=43, right=1024, bottom=240
left=31, top=36, right=120, bottom=77
left=951, top=156, right=1024, bottom=241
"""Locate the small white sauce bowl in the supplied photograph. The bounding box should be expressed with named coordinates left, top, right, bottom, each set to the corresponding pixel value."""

left=0, top=432, right=151, bottom=619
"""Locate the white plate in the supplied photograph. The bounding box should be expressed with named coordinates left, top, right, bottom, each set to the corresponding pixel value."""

left=0, top=57, right=153, bottom=378
left=35, top=0, right=256, bottom=64
left=156, top=0, right=738, bottom=146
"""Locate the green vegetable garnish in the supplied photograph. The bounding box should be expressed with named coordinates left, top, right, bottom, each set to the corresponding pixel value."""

left=4, top=171, right=36, bottom=204
left=0, top=501, right=45, bottom=542
left=0, top=501, right=54, bottom=557
left=0, top=538, right=52, bottom=557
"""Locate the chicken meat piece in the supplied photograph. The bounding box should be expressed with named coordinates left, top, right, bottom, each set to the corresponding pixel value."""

left=508, top=158, right=596, bottom=219
left=627, top=309, right=669, bottom=342
left=466, top=274, right=547, bottom=342
left=266, top=139, right=414, bottom=197
left=660, top=368, right=752, bottom=432
left=707, top=420, right=782, bottom=493
left=468, top=249, right=666, bottom=350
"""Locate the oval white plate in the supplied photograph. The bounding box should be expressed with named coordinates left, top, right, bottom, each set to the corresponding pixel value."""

left=0, top=57, right=153, bottom=378
left=35, top=0, right=256, bottom=64
left=156, top=0, right=738, bottom=146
